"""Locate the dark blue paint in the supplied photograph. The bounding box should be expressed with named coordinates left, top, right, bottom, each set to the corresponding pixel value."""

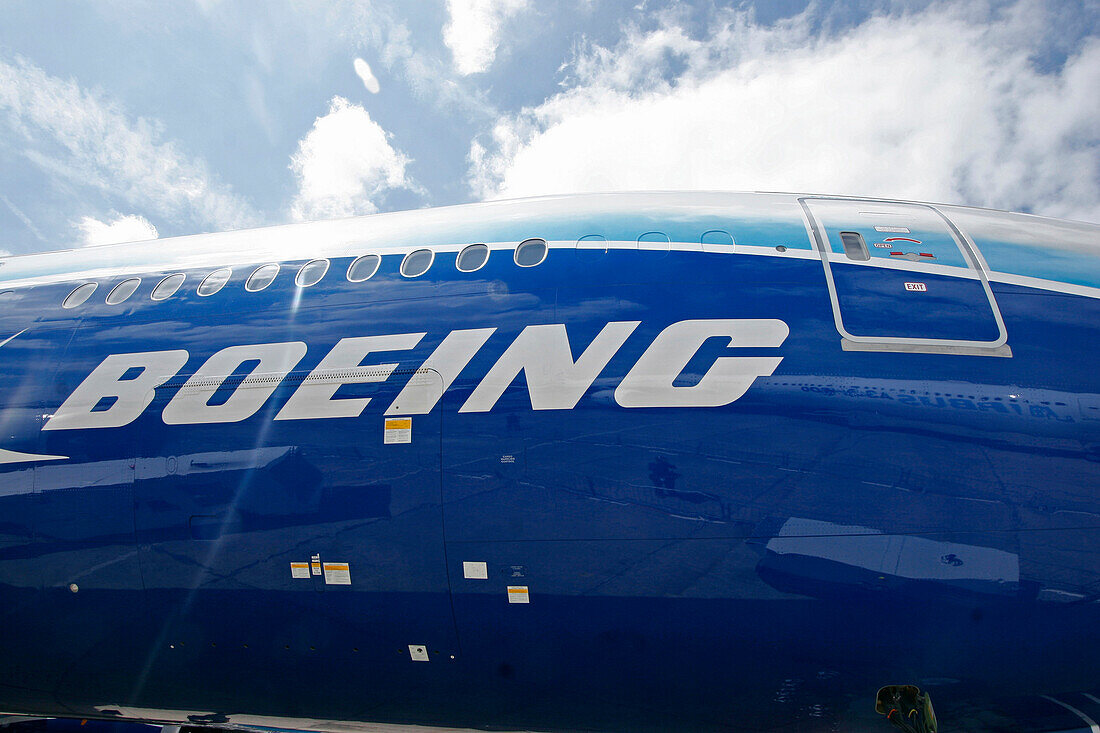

left=0, top=203, right=1098, bottom=732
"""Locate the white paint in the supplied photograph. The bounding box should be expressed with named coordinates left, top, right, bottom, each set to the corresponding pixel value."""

left=0, top=329, right=26, bottom=349
left=1040, top=696, right=1100, bottom=733
left=44, top=350, right=189, bottom=431
left=163, top=342, right=306, bottom=425
left=463, top=561, right=488, bottom=579
left=385, top=329, right=495, bottom=415
left=460, top=321, right=639, bottom=412
left=615, top=320, right=787, bottom=408
left=0, top=448, right=68, bottom=465
left=275, top=333, right=425, bottom=421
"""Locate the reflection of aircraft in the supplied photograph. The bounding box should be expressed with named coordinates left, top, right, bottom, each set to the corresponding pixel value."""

left=755, top=516, right=1027, bottom=601
left=0, top=192, right=1098, bottom=732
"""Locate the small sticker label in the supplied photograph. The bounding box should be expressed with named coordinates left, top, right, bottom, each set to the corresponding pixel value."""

left=873, top=242, right=893, bottom=248
left=463, top=561, right=488, bottom=579
left=384, top=417, right=412, bottom=444
left=874, top=225, right=911, bottom=233
left=408, top=644, right=429, bottom=662
left=904, top=282, right=928, bottom=292
left=291, top=562, right=310, bottom=579
left=323, top=562, right=352, bottom=585
left=311, top=554, right=322, bottom=575
left=507, top=585, right=530, bottom=604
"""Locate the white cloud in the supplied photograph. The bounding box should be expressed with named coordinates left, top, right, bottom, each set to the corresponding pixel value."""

left=354, top=57, right=381, bottom=94
left=0, top=249, right=10, bottom=257
left=289, top=96, right=414, bottom=221
left=443, top=0, right=529, bottom=75
left=76, top=213, right=159, bottom=247
left=0, top=56, right=258, bottom=231
left=470, top=4, right=1100, bottom=223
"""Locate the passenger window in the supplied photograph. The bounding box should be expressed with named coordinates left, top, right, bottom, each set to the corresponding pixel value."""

left=701, top=230, right=734, bottom=247
left=105, top=278, right=141, bottom=305
left=515, top=238, right=547, bottom=267
left=401, top=249, right=434, bottom=277
left=62, top=282, right=97, bottom=309
left=577, top=234, right=608, bottom=251
left=347, top=254, right=381, bottom=282
left=456, top=244, right=489, bottom=272
left=197, top=268, right=232, bottom=296
left=246, top=264, right=280, bottom=292
left=151, top=274, right=185, bottom=301
left=839, top=231, right=870, bottom=261
left=296, top=259, right=329, bottom=287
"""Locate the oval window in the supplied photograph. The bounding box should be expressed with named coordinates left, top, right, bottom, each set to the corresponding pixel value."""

left=105, top=278, right=141, bottom=305
left=62, top=282, right=97, bottom=309
left=151, top=273, right=185, bottom=301
left=197, top=268, right=232, bottom=297
left=515, top=238, right=548, bottom=267
left=401, top=249, right=434, bottom=278
left=296, top=259, right=329, bottom=287
left=347, top=254, right=381, bottom=282
left=701, top=229, right=734, bottom=247
left=246, top=264, right=280, bottom=292
left=456, top=244, right=489, bottom=272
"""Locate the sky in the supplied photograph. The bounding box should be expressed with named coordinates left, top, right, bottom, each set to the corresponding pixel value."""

left=0, top=0, right=1097, bottom=257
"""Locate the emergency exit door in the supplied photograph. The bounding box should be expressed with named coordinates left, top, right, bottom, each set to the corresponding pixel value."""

left=802, top=198, right=1007, bottom=352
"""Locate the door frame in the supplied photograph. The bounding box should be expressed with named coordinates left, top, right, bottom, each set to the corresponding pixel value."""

left=799, top=196, right=1011, bottom=356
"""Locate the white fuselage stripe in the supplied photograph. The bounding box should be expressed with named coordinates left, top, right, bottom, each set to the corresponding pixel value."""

left=1041, top=696, right=1100, bottom=733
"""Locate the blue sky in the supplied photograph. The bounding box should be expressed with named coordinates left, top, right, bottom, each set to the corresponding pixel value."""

left=0, top=0, right=1097, bottom=256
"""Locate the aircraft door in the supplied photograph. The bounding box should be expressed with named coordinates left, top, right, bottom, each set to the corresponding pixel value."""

left=801, top=198, right=1007, bottom=353
left=28, top=321, right=148, bottom=709
left=132, top=356, right=459, bottom=718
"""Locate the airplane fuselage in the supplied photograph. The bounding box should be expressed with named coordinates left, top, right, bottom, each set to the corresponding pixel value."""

left=0, top=192, right=1097, bottom=731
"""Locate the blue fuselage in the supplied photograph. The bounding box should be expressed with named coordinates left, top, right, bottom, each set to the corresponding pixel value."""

left=0, top=193, right=1097, bottom=731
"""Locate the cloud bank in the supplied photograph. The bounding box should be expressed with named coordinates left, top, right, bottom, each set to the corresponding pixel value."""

left=77, top=213, right=159, bottom=247
left=289, top=96, right=415, bottom=221
left=444, top=0, right=529, bottom=75
left=0, top=56, right=259, bottom=231
left=470, top=4, right=1100, bottom=223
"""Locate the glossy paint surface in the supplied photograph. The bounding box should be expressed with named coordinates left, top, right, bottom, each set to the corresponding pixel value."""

left=0, top=193, right=1098, bottom=732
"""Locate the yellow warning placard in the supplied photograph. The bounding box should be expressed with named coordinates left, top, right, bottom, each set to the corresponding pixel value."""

left=290, top=562, right=310, bottom=579
left=384, top=417, right=412, bottom=444
left=323, top=562, right=352, bottom=585
left=507, top=585, right=530, bottom=604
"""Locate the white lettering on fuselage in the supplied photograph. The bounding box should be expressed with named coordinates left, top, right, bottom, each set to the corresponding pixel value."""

left=163, top=342, right=307, bottom=425
left=43, top=319, right=788, bottom=430
left=615, top=319, right=788, bottom=408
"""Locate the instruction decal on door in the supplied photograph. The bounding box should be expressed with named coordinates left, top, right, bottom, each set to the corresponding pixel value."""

left=323, top=562, right=352, bottom=585
left=384, top=417, right=412, bottom=444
